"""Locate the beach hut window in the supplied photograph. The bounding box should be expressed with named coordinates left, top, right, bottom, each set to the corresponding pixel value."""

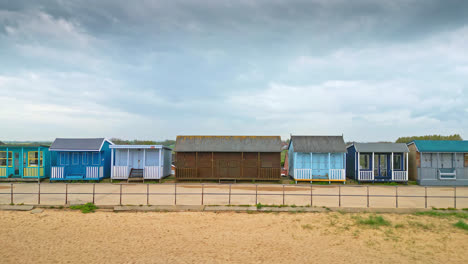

left=359, top=154, right=370, bottom=170
left=23, top=153, right=27, bottom=166
left=28, top=152, right=44, bottom=167
left=82, top=153, right=88, bottom=165
left=421, top=153, right=432, bottom=168
left=0, top=151, right=13, bottom=167
left=72, top=153, right=79, bottom=165
left=393, top=154, right=402, bottom=170
left=92, top=153, right=100, bottom=165
left=60, top=153, right=69, bottom=165
left=465, top=154, right=468, bottom=167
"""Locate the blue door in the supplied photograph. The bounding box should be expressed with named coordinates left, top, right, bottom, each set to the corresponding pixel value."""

left=374, top=154, right=390, bottom=180
left=69, top=152, right=84, bottom=176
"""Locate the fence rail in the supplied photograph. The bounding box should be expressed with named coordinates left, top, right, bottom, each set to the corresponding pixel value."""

left=1, top=184, right=467, bottom=209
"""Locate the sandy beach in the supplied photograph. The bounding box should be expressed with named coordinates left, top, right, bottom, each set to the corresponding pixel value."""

left=1, top=210, right=467, bottom=263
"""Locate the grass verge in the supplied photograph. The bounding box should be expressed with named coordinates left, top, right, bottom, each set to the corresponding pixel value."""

left=454, top=220, right=468, bottom=231
left=70, top=203, right=98, bottom=213
left=356, top=215, right=391, bottom=227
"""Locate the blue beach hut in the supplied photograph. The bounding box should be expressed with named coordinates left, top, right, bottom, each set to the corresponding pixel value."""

left=288, top=136, right=347, bottom=183
left=49, top=138, right=113, bottom=181
left=0, top=145, right=50, bottom=180
left=346, top=143, right=409, bottom=183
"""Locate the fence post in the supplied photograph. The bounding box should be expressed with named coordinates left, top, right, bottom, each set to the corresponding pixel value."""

left=338, top=185, right=341, bottom=207
left=425, top=187, right=427, bottom=209
left=228, top=184, right=231, bottom=205
left=367, top=186, right=369, bottom=208
left=92, top=183, right=95, bottom=204
left=454, top=187, right=456, bottom=209
left=119, top=184, right=122, bottom=206
left=255, top=184, right=258, bottom=205
left=147, top=184, right=149, bottom=205
left=310, top=185, right=313, bottom=207
left=395, top=186, right=398, bottom=208
left=65, top=183, right=68, bottom=205
left=174, top=183, right=177, bottom=205
left=282, top=185, right=285, bottom=205
left=10, top=183, right=13, bottom=204
left=38, top=183, right=41, bottom=205
left=201, top=184, right=204, bottom=205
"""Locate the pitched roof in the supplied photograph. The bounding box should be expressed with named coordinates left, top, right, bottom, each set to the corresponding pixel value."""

left=409, top=140, right=468, bottom=153
left=351, top=143, right=409, bottom=153
left=50, top=138, right=111, bottom=151
left=174, top=136, right=282, bottom=152
left=290, top=136, right=346, bottom=153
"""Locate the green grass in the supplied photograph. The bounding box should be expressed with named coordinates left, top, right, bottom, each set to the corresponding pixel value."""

left=70, top=203, right=98, bottom=213
left=414, top=211, right=468, bottom=219
left=454, top=220, right=468, bottom=231
left=356, top=215, right=391, bottom=227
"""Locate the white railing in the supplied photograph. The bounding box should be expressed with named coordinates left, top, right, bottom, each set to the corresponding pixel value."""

left=294, top=169, right=345, bottom=181
left=86, top=166, right=103, bottom=179
left=392, top=171, right=408, bottom=181
left=112, top=166, right=129, bottom=179
left=329, top=169, right=346, bottom=180
left=359, top=171, right=374, bottom=181
left=294, top=169, right=313, bottom=180
left=51, top=167, right=64, bottom=179
left=144, top=166, right=161, bottom=179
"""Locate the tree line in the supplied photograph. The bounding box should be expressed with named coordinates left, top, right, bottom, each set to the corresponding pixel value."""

left=109, top=138, right=175, bottom=146
left=395, top=134, right=463, bottom=143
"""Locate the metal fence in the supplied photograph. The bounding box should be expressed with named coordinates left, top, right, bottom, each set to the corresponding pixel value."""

left=1, top=183, right=467, bottom=209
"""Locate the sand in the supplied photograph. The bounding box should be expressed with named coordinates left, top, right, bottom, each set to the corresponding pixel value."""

left=1, top=210, right=467, bottom=264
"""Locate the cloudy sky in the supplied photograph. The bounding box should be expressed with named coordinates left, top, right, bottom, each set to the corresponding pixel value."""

left=0, top=0, right=467, bottom=142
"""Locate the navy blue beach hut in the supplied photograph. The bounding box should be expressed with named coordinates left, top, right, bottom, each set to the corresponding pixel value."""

left=346, top=143, right=409, bottom=183
left=49, top=138, right=113, bottom=181
left=0, top=145, right=50, bottom=180
left=288, top=136, right=347, bottom=183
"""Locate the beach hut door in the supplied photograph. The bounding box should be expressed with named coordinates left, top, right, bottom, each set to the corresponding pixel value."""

left=374, top=154, right=389, bottom=179
left=14, top=153, right=20, bottom=175
left=134, top=150, right=144, bottom=169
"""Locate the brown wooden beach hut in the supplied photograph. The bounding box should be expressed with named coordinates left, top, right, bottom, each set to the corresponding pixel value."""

left=174, top=136, right=282, bottom=181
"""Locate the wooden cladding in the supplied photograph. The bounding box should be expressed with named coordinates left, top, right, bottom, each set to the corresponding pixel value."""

left=175, top=152, right=281, bottom=180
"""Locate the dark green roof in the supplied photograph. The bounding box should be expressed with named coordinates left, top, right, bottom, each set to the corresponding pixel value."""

left=409, top=140, right=468, bottom=153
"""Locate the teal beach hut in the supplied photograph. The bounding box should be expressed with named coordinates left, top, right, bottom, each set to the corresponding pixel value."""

left=408, top=140, right=468, bottom=186
left=0, top=145, right=50, bottom=180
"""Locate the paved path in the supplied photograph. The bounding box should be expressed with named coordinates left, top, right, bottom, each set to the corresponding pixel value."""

left=0, top=183, right=467, bottom=208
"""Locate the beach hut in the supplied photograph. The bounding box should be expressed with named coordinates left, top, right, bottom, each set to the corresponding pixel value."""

left=49, top=138, right=113, bottom=181
left=174, top=136, right=282, bottom=181
left=110, top=145, right=172, bottom=182
left=288, top=136, right=347, bottom=183
left=407, top=140, right=468, bottom=186
left=346, top=143, right=409, bottom=183
left=0, top=145, right=50, bottom=180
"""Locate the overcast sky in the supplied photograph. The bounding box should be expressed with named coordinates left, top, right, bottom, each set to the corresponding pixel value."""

left=1, top=0, right=467, bottom=142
